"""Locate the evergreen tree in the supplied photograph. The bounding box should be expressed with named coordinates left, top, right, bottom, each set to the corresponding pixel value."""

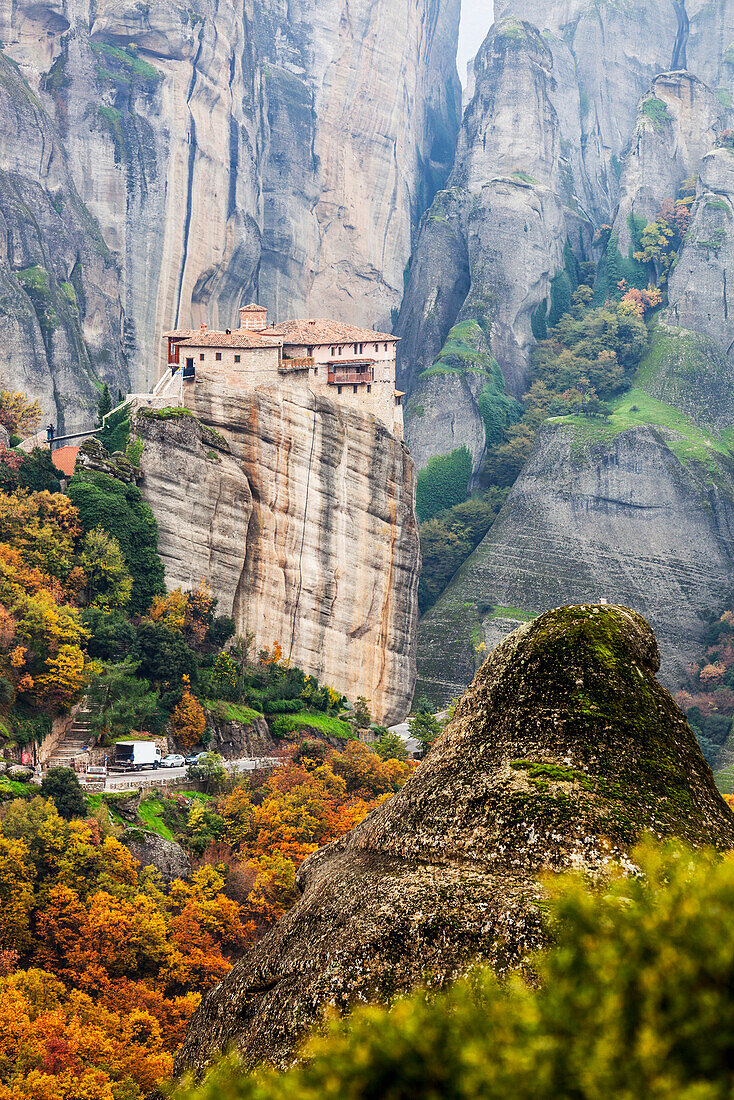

left=96, top=383, right=112, bottom=426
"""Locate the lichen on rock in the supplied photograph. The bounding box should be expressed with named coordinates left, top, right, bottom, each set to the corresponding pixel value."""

left=173, top=604, right=734, bottom=1078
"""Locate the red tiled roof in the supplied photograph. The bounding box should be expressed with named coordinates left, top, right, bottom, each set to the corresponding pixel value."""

left=262, top=319, right=399, bottom=344
left=176, top=331, right=283, bottom=349
left=51, top=446, right=79, bottom=477
left=240, top=303, right=267, bottom=312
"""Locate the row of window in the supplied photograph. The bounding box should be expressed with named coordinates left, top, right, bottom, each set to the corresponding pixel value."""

left=337, top=384, right=372, bottom=394
left=329, top=342, right=389, bottom=356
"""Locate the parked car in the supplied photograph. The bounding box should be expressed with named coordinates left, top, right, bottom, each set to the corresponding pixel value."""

left=184, top=751, right=208, bottom=766
left=160, top=754, right=185, bottom=769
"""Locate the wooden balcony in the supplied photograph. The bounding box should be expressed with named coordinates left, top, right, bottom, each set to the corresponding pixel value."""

left=328, top=366, right=373, bottom=385
left=279, top=356, right=314, bottom=371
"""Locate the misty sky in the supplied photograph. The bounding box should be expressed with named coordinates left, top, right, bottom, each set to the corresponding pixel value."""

left=457, top=1, right=494, bottom=82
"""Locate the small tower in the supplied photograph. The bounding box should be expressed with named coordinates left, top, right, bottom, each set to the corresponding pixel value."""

left=239, top=303, right=267, bottom=331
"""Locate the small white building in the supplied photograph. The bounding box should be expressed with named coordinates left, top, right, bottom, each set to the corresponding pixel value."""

left=164, top=305, right=404, bottom=437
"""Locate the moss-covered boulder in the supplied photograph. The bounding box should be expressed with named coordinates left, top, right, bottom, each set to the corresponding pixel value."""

left=173, top=605, right=734, bottom=1077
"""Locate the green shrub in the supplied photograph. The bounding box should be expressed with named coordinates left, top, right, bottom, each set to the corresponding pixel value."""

left=41, top=767, right=87, bottom=820
left=415, top=447, right=473, bottom=523
left=263, top=699, right=303, bottom=715
left=531, top=299, right=548, bottom=340
left=641, top=95, right=672, bottom=129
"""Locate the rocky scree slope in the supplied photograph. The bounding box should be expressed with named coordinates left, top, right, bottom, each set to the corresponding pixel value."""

left=134, top=378, right=420, bottom=726
left=1, top=0, right=461, bottom=405
left=172, top=604, right=734, bottom=1077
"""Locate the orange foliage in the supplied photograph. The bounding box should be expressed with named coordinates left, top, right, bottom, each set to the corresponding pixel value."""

left=170, top=675, right=206, bottom=752
left=146, top=579, right=214, bottom=649
left=0, top=739, right=415, bottom=1095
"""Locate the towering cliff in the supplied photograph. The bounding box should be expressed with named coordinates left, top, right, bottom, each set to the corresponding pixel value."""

left=135, top=377, right=420, bottom=724
left=395, top=2, right=734, bottom=476
left=173, top=605, right=734, bottom=1076
left=1, top=0, right=461, bottom=417
left=0, top=50, right=129, bottom=430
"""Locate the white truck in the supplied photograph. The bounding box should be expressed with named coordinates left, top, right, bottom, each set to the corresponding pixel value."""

left=114, top=741, right=162, bottom=771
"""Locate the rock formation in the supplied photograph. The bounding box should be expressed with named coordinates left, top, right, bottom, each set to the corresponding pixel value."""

left=173, top=604, right=734, bottom=1076
left=1, top=0, right=461, bottom=411
left=206, top=714, right=277, bottom=761
left=395, top=4, right=733, bottom=476
left=135, top=377, right=420, bottom=725
left=134, top=408, right=253, bottom=602
left=122, top=828, right=191, bottom=883
left=404, top=4, right=734, bottom=738
left=667, top=146, right=734, bottom=353
left=612, top=72, right=726, bottom=254
left=416, top=423, right=734, bottom=706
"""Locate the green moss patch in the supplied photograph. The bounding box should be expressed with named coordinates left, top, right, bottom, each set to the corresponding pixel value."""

left=640, top=96, right=672, bottom=130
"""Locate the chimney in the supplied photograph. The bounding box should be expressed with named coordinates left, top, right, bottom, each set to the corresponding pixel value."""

left=200, top=322, right=208, bottom=332
left=239, top=304, right=267, bottom=331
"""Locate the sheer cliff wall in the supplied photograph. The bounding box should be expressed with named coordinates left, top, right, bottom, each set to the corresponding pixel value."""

left=135, top=380, right=420, bottom=724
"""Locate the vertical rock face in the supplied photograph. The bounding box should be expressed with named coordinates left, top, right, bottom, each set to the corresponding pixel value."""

left=667, top=147, right=734, bottom=352
left=133, top=408, right=253, bottom=599
left=173, top=604, right=734, bottom=1076
left=136, top=377, right=420, bottom=724
left=397, top=19, right=586, bottom=402
left=1, top=0, right=461, bottom=402
left=0, top=51, right=128, bottom=430
left=612, top=72, right=726, bottom=254
left=395, top=0, right=734, bottom=478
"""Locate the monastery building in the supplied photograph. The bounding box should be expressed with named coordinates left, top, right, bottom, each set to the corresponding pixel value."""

left=164, top=304, right=404, bottom=437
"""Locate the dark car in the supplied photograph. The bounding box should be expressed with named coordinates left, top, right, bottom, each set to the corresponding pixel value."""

left=184, top=751, right=207, bottom=766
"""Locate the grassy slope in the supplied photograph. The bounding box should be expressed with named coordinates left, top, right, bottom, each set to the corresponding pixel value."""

left=553, top=387, right=733, bottom=471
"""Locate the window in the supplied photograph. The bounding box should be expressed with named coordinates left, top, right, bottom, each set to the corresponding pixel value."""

left=234, top=354, right=241, bottom=363
left=338, top=385, right=343, bottom=394
left=354, top=344, right=358, bottom=354
left=384, top=343, right=388, bottom=351
left=338, top=346, right=343, bottom=355
left=331, top=346, right=336, bottom=356
left=307, top=347, right=313, bottom=356
left=367, top=384, right=371, bottom=393
left=215, top=351, right=222, bottom=361
left=395, top=394, right=402, bottom=405
left=313, top=367, right=318, bottom=375
left=353, top=385, right=357, bottom=394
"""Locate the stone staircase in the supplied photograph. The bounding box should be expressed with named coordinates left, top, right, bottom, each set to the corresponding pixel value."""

left=46, top=706, right=96, bottom=770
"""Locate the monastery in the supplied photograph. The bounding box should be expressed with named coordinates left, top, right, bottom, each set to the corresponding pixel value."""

left=163, top=304, right=405, bottom=438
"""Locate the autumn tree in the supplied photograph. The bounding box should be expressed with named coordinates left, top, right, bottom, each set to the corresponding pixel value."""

left=171, top=676, right=206, bottom=752
left=0, top=390, right=42, bottom=438
left=79, top=525, right=133, bottom=611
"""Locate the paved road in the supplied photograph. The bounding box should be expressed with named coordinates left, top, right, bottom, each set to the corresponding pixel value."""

left=101, top=756, right=280, bottom=791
